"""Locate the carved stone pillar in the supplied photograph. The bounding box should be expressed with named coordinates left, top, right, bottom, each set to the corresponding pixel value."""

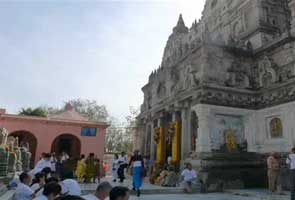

left=150, top=122, right=156, bottom=161
left=194, top=106, right=212, bottom=153
left=289, top=0, right=295, bottom=36
left=181, top=109, right=190, bottom=159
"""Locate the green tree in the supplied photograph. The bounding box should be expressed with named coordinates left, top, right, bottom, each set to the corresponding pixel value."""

left=19, top=107, right=48, bottom=117
left=64, top=99, right=109, bottom=122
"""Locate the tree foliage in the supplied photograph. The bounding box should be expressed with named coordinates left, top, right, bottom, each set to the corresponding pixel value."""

left=19, top=107, right=48, bottom=117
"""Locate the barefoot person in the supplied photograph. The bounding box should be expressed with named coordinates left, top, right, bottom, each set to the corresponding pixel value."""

left=181, top=163, right=197, bottom=193
left=267, top=152, right=280, bottom=193
left=128, top=150, right=144, bottom=197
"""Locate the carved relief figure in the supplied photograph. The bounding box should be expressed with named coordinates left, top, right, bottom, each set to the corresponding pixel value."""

left=258, top=56, right=277, bottom=88
left=270, top=118, right=283, bottom=138
left=184, top=65, right=199, bottom=89
left=156, top=82, right=166, bottom=99
left=226, top=61, right=250, bottom=88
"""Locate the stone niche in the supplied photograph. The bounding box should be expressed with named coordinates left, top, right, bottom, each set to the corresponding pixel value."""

left=211, top=114, right=245, bottom=152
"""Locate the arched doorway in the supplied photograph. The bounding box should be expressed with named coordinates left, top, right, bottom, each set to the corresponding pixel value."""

left=51, top=134, right=81, bottom=158
left=9, top=130, right=37, bottom=168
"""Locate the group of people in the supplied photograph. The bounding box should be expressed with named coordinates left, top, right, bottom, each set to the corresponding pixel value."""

left=75, top=153, right=103, bottom=183
left=267, top=148, right=295, bottom=200
left=14, top=170, right=130, bottom=200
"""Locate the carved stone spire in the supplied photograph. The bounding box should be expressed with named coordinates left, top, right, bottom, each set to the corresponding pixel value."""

left=173, top=14, right=188, bottom=34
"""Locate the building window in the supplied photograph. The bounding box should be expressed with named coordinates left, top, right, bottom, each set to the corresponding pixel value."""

left=81, top=127, right=97, bottom=136
left=270, top=118, right=283, bottom=138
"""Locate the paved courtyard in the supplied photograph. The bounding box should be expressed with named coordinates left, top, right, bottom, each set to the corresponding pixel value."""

left=128, top=193, right=288, bottom=200
left=80, top=177, right=290, bottom=200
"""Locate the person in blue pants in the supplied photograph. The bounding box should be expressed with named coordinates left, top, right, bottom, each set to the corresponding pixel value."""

left=128, top=150, right=144, bottom=197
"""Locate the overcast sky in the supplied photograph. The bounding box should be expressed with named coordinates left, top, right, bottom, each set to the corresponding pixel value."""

left=0, top=0, right=206, bottom=121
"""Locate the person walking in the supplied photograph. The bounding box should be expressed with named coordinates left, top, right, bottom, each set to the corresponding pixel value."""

left=118, top=152, right=128, bottom=183
left=75, top=154, right=86, bottom=183
left=287, top=147, right=295, bottom=200
left=128, top=150, right=144, bottom=197
left=267, top=152, right=280, bottom=193
left=112, top=154, right=119, bottom=182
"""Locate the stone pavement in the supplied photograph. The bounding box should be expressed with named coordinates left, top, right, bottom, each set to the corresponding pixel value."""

left=80, top=176, right=290, bottom=200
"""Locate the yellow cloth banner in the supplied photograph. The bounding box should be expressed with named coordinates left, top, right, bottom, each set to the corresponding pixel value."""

left=156, top=127, right=166, bottom=164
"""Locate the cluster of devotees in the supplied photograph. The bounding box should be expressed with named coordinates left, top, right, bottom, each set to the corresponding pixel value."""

left=10, top=148, right=295, bottom=200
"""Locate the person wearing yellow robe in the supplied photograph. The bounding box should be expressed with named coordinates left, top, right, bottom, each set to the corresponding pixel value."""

left=85, top=153, right=96, bottom=183
left=75, top=154, right=86, bottom=183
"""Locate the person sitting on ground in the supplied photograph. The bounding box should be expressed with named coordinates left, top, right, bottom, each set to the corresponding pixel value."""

left=109, top=186, right=130, bottom=200
left=31, top=172, right=46, bottom=191
left=181, top=163, right=197, bottom=193
left=162, top=166, right=178, bottom=187
left=60, top=179, right=81, bottom=196
left=31, top=153, right=52, bottom=176
left=41, top=167, right=52, bottom=179
left=75, top=154, right=86, bottom=183
left=155, top=166, right=168, bottom=185
left=14, top=172, right=35, bottom=200
left=83, top=181, right=112, bottom=200
left=34, top=182, right=62, bottom=200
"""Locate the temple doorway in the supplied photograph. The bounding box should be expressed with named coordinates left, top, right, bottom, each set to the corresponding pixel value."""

left=51, top=134, right=81, bottom=158
left=9, top=131, right=37, bottom=167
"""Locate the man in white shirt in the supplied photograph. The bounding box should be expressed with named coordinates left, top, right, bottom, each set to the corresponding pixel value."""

left=287, top=148, right=295, bottom=200
left=83, top=182, right=112, bottom=200
left=14, top=172, right=34, bottom=200
left=181, top=163, right=197, bottom=193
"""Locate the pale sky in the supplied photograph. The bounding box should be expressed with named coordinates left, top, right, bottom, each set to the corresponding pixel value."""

left=0, top=0, right=206, bottom=121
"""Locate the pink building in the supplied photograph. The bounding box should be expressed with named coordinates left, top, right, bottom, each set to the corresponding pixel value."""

left=0, top=104, right=109, bottom=165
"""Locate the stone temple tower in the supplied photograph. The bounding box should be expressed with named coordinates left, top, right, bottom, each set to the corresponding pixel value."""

left=138, top=0, right=295, bottom=189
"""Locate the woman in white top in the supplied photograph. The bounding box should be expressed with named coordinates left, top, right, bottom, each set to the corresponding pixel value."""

left=181, top=163, right=197, bottom=193
left=34, top=182, right=62, bottom=200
